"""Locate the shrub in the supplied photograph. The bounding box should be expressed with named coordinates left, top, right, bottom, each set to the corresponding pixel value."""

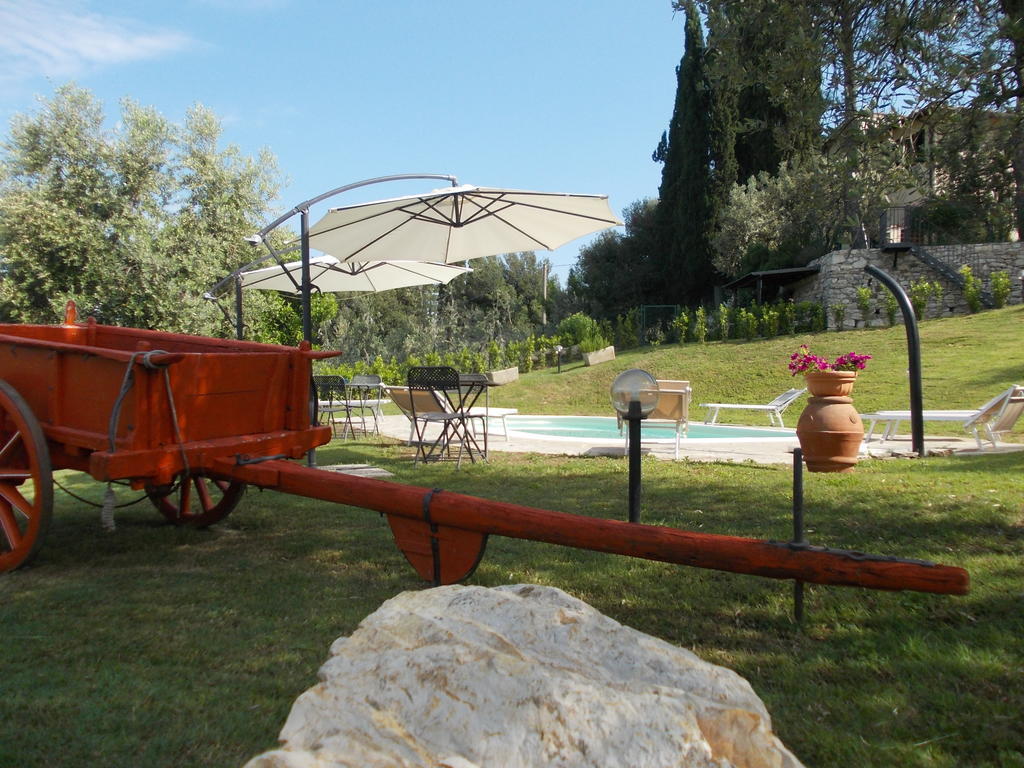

left=778, top=300, right=796, bottom=335
left=716, top=303, right=731, bottom=340
left=830, top=303, right=846, bottom=331
left=471, top=350, right=488, bottom=373
left=760, top=305, right=780, bottom=338
left=908, top=279, right=932, bottom=320
left=521, top=335, right=536, bottom=373
left=369, top=355, right=401, bottom=384
left=645, top=324, right=666, bottom=347
left=990, top=270, right=1011, bottom=308
left=930, top=281, right=944, bottom=314
left=884, top=292, right=899, bottom=326
left=557, top=312, right=603, bottom=347
left=614, top=309, right=639, bottom=350
left=794, top=301, right=825, bottom=332
left=743, top=308, right=760, bottom=340
left=486, top=340, right=504, bottom=369
left=671, top=309, right=690, bottom=343
left=959, top=265, right=982, bottom=313
left=693, top=306, right=708, bottom=344
left=855, top=285, right=873, bottom=327
left=505, top=339, right=531, bottom=373
left=579, top=333, right=610, bottom=354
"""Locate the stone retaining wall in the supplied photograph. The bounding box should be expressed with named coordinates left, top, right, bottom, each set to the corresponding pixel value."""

left=788, top=243, right=1024, bottom=329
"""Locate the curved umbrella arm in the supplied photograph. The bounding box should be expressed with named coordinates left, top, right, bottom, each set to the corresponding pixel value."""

left=208, top=173, right=459, bottom=297
left=255, top=173, right=459, bottom=240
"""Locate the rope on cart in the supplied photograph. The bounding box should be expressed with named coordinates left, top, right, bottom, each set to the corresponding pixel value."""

left=104, top=350, right=188, bottom=530
left=160, top=366, right=190, bottom=480
left=107, top=350, right=174, bottom=451
left=53, top=477, right=149, bottom=509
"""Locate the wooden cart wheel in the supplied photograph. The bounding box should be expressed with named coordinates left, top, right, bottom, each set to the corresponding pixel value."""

left=146, top=474, right=246, bottom=527
left=0, top=379, right=54, bottom=572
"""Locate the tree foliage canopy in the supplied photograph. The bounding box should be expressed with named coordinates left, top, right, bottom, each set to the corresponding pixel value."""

left=0, top=84, right=280, bottom=334
left=607, top=0, right=1024, bottom=299
left=312, top=252, right=561, bottom=363
left=653, top=0, right=719, bottom=306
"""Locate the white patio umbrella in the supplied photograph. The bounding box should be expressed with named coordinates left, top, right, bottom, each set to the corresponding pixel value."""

left=303, top=185, right=622, bottom=265
left=238, top=254, right=472, bottom=295
left=218, top=175, right=622, bottom=342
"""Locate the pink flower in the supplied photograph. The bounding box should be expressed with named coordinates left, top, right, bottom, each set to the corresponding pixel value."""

left=789, top=347, right=871, bottom=375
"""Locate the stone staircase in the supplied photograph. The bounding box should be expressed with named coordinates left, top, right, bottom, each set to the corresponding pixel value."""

left=878, top=206, right=995, bottom=308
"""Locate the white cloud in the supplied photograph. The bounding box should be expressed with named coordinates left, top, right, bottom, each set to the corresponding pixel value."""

left=0, top=0, right=192, bottom=81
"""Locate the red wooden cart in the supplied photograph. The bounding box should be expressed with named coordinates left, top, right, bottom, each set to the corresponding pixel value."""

left=0, top=303, right=970, bottom=600
left=0, top=302, right=335, bottom=570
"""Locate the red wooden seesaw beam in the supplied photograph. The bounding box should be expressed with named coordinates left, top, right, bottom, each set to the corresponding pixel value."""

left=217, top=457, right=970, bottom=596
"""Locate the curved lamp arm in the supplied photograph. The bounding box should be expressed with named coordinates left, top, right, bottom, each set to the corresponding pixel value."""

left=865, top=264, right=924, bottom=456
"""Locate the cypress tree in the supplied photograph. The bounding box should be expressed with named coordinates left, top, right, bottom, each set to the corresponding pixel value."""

left=706, top=0, right=823, bottom=183
left=654, top=0, right=718, bottom=306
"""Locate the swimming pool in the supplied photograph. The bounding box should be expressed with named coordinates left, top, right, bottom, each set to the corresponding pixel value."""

left=502, top=415, right=796, bottom=443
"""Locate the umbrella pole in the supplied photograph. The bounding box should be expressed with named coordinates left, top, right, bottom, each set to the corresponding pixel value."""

left=234, top=277, right=244, bottom=340
left=300, top=209, right=312, bottom=343
left=300, top=209, right=316, bottom=467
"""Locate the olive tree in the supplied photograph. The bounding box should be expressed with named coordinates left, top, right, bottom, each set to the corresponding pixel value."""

left=0, top=84, right=281, bottom=334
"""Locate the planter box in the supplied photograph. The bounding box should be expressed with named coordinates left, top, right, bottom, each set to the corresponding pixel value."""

left=486, top=366, right=519, bottom=386
left=582, top=346, right=616, bottom=367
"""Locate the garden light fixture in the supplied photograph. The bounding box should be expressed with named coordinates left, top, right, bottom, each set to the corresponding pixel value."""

left=610, top=369, right=658, bottom=523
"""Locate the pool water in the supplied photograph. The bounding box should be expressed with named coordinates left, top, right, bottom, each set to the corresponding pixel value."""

left=503, top=415, right=795, bottom=442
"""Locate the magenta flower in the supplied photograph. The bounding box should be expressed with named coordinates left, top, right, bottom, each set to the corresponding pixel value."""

left=789, top=346, right=871, bottom=375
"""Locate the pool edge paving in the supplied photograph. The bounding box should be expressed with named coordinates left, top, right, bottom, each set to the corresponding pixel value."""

left=370, top=415, right=1015, bottom=466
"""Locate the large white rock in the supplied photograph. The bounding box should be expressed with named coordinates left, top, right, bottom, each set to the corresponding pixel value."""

left=244, top=584, right=803, bottom=768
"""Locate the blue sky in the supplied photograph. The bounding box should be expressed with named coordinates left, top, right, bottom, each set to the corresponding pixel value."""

left=0, top=1, right=686, bottom=284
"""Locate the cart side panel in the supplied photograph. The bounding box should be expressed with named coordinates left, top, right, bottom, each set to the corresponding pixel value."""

left=158, top=353, right=294, bottom=442
left=0, top=343, right=56, bottom=428
left=59, top=350, right=138, bottom=449
left=0, top=339, right=309, bottom=447
left=0, top=341, right=135, bottom=452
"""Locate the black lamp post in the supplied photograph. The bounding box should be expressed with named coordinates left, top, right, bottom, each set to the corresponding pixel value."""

left=610, top=369, right=658, bottom=523
left=555, top=345, right=564, bottom=373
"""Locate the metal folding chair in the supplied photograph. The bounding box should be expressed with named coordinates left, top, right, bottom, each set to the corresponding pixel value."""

left=407, top=366, right=488, bottom=466
left=346, top=373, right=387, bottom=436
left=312, top=374, right=352, bottom=437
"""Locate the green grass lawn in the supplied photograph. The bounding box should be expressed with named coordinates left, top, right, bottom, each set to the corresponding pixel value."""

left=2, top=307, right=1023, bottom=767
left=491, top=304, right=1024, bottom=443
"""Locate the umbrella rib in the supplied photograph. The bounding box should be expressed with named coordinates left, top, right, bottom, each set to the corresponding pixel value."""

left=303, top=206, right=421, bottom=246
left=456, top=194, right=551, bottom=248
left=307, top=196, right=459, bottom=244
left=303, top=188, right=620, bottom=262
left=462, top=192, right=620, bottom=226
left=311, top=205, right=457, bottom=262
left=402, top=196, right=458, bottom=227
left=343, top=217, right=425, bottom=261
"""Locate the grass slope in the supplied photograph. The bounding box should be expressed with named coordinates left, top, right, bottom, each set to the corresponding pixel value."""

left=1, top=306, right=1022, bottom=767
left=492, top=303, right=1024, bottom=440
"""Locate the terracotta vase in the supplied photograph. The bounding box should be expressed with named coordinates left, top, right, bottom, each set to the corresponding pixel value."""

left=796, top=370, right=864, bottom=473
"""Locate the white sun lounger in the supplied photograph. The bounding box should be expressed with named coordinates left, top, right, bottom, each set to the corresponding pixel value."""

left=617, top=379, right=691, bottom=460
left=862, top=385, right=1024, bottom=449
left=701, top=388, right=806, bottom=428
